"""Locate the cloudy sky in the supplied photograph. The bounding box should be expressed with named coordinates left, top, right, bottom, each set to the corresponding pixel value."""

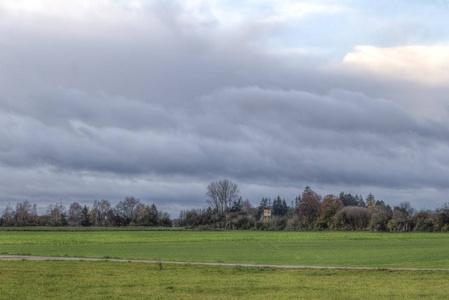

left=2, top=0, right=449, bottom=216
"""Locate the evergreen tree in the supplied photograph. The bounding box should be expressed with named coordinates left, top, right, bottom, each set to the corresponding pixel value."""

left=272, top=196, right=282, bottom=216
left=339, top=192, right=358, bottom=206
left=80, top=205, right=91, bottom=226
left=356, top=195, right=366, bottom=207
left=281, top=199, right=289, bottom=216
left=257, top=198, right=271, bottom=220
left=230, top=197, right=243, bottom=213
left=294, top=195, right=301, bottom=207
left=366, top=193, right=377, bottom=209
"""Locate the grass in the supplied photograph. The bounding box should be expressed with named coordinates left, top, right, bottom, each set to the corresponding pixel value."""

left=0, top=226, right=184, bottom=231
left=1, top=231, right=449, bottom=268
left=1, top=231, right=448, bottom=299
left=0, top=260, right=448, bottom=299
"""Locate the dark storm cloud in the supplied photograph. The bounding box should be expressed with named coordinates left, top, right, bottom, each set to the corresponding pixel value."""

left=1, top=0, right=449, bottom=214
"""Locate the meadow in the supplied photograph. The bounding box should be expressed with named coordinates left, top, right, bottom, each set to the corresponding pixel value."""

left=1, top=260, right=448, bottom=299
left=1, top=229, right=449, bottom=299
left=1, top=229, right=449, bottom=268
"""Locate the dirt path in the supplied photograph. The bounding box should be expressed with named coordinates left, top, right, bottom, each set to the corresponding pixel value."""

left=1, top=255, right=448, bottom=271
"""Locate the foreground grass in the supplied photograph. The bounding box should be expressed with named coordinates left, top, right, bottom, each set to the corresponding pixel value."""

left=0, top=260, right=447, bottom=299
left=1, top=231, right=449, bottom=268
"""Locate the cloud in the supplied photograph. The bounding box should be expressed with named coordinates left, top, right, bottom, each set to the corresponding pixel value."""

left=342, top=45, right=449, bottom=85
left=2, top=83, right=448, bottom=190
left=1, top=0, right=449, bottom=215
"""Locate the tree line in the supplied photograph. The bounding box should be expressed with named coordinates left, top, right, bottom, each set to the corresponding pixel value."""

left=0, top=197, right=172, bottom=227
left=176, top=180, right=449, bottom=232
left=2, top=179, right=449, bottom=232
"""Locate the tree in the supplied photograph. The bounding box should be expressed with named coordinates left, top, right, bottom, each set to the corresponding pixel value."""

left=413, top=210, right=434, bottom=232
left=294, top=195, right=301, bottom=208
left=136, top=204, right=159, bottom=226
left=46, top=203, right=67, bottom=226
left=158, top=211, right=173, bottom=227
left=368, top=200, right=393, bottom=232
left=339, top=192, right=358, bottom=206
left=366, top=193, right=377, bottom=209
left=114, top=197, right=142, bottom=226
left=272, top=196, right=288, bottom=217
left=303, top=186, right=312, bottom=196
left=68, top=202, right=84, bottom=226
left=1, top=203, right=15, bottom=226
left=355, top=195, right=366, bottom=207
left=229, top=196, right=243, bottom=213
left=89, top=199, right=112, bottom=226
left=206, top=179, right=240, bottom=228
left=318, top=194, right=343, bottom=229
left=433, top=203, right=449, bottom=232
left=15, top=200, right=33, bottom=226
left=388, top=202, right=414, bottom=232
left=242, top=199, right=256, bottom=215
left=272, top=196, right=281, bottom=216
left=297, top=186, right=321, bottom=229
left=80, top=205, right=91, bottom=226
left=180, top=208, right=200, bottom=228
left=257, top=197, right=271, bottom=220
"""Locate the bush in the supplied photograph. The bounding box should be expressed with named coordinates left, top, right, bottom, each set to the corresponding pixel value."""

left=229, top=213, right=255, bottom=230
left=255, top=217, right=288, bottom=231
left=368, top=211, right=391, bottom=232
left=333, top=206, right=371, bottom=230
left=434, top=204, right=449, bottom=232
left=285, top=217, right=300, bottom=231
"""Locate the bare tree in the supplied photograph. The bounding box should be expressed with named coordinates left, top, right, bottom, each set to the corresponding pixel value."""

left=206, top=179, right=240, bottom=228
left=46, top=203, right=67, bottom=226
left=68, top=202, right=83, bottom=226
left=242, top=199, right=255, bottom=215
left=15, top=200, right=33, bottom=226
left=114, top=197, right=142, bottom=226
left=1, top=203, right=15, bottom=226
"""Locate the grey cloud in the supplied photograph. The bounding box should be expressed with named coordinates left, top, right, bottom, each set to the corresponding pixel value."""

left=2, top=83, right=448, bottom=191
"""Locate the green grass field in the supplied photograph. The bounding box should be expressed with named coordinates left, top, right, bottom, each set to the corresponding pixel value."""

left=1, top=230, right=449, bottom=268
left=1, top=230, right=449, bottom=299
left=1, top=260, right=448, bottom=299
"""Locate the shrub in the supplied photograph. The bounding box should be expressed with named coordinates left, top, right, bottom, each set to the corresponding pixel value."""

left=368, top=211, right=391, bottom=232
left=255, top=217, right=288, bottom=231
left=333, top=206, right=371, bottom=230
left=434, top=204, right=449, bottom=232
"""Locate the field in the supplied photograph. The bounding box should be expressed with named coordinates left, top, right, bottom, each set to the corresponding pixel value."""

left=1, top=229, right=449, bottom=299
left=1, top=260, right=448, bottom=299
left=1, top=230, right=449, bottom=268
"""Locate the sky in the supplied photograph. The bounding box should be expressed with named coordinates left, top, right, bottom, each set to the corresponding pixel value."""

left=1, top=0, right=449, bottom=216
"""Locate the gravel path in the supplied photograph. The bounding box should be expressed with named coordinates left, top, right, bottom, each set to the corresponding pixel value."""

left=1, top=255, right=448, bottom=271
